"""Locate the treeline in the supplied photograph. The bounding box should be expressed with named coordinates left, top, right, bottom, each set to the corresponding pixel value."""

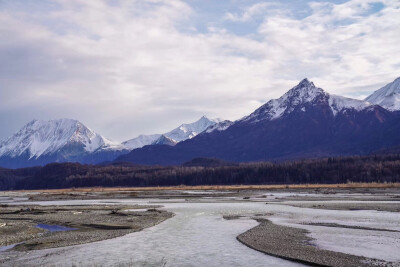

left=1, top=154, right=400, bottom=190
left=0, top=166, right=41, bottom=190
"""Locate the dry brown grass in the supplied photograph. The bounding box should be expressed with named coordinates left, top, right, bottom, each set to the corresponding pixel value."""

left=13, top=182, right=400, bottom=193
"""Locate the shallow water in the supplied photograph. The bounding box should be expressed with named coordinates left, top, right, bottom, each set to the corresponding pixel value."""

left=36, top=224, right=77, bottom=232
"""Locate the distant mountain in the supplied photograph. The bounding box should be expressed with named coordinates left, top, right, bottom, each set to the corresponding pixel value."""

left=122, top=116, right=220, bottom=150
left=4, top=77, right=400, bottom=169
left=163, top=116, right=221, bottom=142
left=365, top=77, right=400, bottom=111
left=122, top=134, right=162, bottom=150
left=0, top=116, right=222, bottom=168
left=0, top=119, right=127, bottom=168
left=115, top=79, right=400, bottom=165
left=242, top=79, right=372, bottom=123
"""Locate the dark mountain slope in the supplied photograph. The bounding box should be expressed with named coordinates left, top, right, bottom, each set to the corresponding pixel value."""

left=116, top=80, right=400, bottom=165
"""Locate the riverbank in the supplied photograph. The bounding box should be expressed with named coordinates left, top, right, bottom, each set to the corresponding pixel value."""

left=3, top=183, right=400, bottom=203
left=0, top=204, right=173, bottom=251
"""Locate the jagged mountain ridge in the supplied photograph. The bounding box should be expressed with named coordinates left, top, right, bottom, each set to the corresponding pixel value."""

left=2, top=77, right=400, bottom=169
left=0, top=119, right=128, bottom=168
left=164, top=116, right=222, bottom=141
left=121, top=134, right=162, bottom=150
left=0, top=116, right=222, bottom=168
left=122, top=116, right=221, bottom=150
left=242, top=79, right=372, bottom=123
left=116, top=78, right=400, bottom=165
left=0, top=119, right=122, bottom=159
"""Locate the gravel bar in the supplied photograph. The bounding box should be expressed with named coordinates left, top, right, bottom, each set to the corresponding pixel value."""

left=237, top=219, right=390, bottom=267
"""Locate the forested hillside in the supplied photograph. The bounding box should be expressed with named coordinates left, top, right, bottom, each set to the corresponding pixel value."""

left=1, top=154, right=400, bottom=190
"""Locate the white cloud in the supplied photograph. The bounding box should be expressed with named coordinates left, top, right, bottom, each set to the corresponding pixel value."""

left=224, top=2, right=276, bottom=22
left=0, top=0, right=399, bottom=141
left=257, top=0, right=400, bottom=95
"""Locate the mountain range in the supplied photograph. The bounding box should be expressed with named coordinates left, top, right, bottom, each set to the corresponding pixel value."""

left=0, top=116, right=222, bottom=168
left=121, top=116, right=221, bottom=150
left=116, top=77, right=400, bottom=165
left=1, top=77, right=399, bottom=168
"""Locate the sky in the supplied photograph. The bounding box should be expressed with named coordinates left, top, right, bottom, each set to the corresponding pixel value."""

left=0, top=0, right=399, bottom=142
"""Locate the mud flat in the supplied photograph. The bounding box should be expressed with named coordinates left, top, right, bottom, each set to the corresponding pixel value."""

left=237, top=219, right=388, bottom=267
left=0, top=204, right=173, bottom=251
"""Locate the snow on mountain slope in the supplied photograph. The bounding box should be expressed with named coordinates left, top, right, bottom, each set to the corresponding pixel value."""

left=365, top=77, right=400, bottom=111
left=122, top=134, right=162, bottom=150
left=121, top=116, right=221, bottom=150
left=242, top=79, right=371, bottom=123
left=152, top=135, right=178, bottom=146
left=205, top=120, right=233, bottom=133
left=0, top=119, right=120, bottom=159
left=328, top=94, right=371, bottom=116
left=164, top=116, right=221, bottom=142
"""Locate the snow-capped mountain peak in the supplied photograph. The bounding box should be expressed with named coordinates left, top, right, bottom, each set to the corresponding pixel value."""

left=242, top=78, right=371, bottom=123
left=278, top=78, right=324, bottom=106
left=365, top=77, right=400, bottom=111
left=121, top=116, right=221, bottom=150
left=164, top=116, right=220, bottom=142
left=0, top=119, right=117, bottom=159
left=242, top=78, right=324, bottom=122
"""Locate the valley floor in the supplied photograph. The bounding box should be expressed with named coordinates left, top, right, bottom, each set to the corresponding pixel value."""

left=0, top=185, right=399, bottom=266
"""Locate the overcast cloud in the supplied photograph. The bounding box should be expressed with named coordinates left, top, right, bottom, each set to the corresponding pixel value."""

left=0, top=0, right=399, bottom=141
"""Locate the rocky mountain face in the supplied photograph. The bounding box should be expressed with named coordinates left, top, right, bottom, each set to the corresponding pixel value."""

left=115, top=79, right=400, bottom=165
